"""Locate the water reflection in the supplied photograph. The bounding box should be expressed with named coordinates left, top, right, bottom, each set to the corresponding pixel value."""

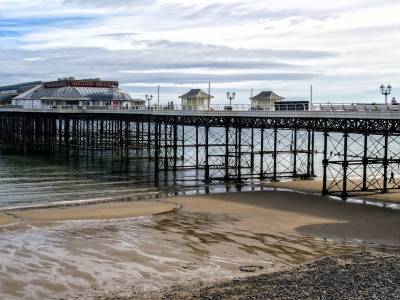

left=0, top=153, right=266, bottom=209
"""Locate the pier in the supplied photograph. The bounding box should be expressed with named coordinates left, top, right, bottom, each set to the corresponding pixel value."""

left=1, top=105, right=400, bottom=199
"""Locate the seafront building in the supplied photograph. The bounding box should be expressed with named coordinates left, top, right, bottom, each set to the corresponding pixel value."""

left=179, top=89, right=213, bottom=110
left=250, top=91, right=285, bottom=111
left=9, top=78, right=145, bottom=109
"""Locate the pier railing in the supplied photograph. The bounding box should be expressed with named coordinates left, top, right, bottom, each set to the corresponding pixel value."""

left=29, top=102, right=400, bottom=112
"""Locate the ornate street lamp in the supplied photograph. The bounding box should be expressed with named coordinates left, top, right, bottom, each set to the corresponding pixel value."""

left=226, top=92, right=236, bottom=110
left=145, top=94, right=153, bottom=109
left=380, top=84, right=392, bottom=104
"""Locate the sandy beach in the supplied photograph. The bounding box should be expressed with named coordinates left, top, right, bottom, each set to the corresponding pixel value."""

left=1, top=190, right=400, bottom=299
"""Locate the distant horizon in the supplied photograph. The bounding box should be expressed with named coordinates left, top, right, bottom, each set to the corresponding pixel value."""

left=0, top=0, right=399, bottom=103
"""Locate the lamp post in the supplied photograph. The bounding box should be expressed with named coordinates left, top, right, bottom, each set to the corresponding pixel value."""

left=380, top=84, right=392, bottom=104
left=226, top=92, right=236, bottom=110
left=145, top=94, right=153, bottom=109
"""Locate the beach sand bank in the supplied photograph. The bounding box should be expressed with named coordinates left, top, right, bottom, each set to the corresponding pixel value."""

left=7, top=201, right=177, bottom=224
left=174, top=191, right=400, bottom=246
left=0, top=213, right=15, bottom=225
left=1, top=191, right=400, bottom=299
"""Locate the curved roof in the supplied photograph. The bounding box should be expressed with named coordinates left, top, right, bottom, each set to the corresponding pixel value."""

left=15, top=85, right=132, bottom=101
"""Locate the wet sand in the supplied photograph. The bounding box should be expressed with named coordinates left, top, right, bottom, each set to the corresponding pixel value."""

left=0, top=213, right=15, bottom=225
left=175, top=191, right=400, bottom=246
left=7, top=201, right=177, bottom=223
left=1, top=191, right=400, bottom=299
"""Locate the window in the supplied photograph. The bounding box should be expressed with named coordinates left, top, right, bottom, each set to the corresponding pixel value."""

left=66, top=101, right=79, bottom=106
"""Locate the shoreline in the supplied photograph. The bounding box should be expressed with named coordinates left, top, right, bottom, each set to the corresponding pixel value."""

left=3, top=176, right=400, bottom=227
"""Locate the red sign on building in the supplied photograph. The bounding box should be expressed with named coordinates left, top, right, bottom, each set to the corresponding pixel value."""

left=45, top=80, right=119, bottom=89
left=68, top=80, right=118, bottom=88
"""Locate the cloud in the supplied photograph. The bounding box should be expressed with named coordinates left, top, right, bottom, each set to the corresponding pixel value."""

left=0, top=41, right=326, bottom=83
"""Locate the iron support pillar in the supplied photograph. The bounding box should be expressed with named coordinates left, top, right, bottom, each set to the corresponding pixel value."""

left=260, top=128, right=264, bottom=179
left=322, top=132, right=328, bottom=194
left=237, top=126, right=242, bottom=182
left=195, top=126, right=199, bottom=168
left=293, top=128, right=298, bottom=177
left=224, top=126, right=229, bottom=180
left=273, top=128, right=278, bottom=181
left=154, top=122, right=160, bottom=175
left=205, top=126, right=209, bottom=180
left=362, top=134, right=368, bottom=191
left=173, top=124, right=178, bottom=171
left=342, top=132, right=349, bottom=200
left=383, top=132, right=389, bottom=193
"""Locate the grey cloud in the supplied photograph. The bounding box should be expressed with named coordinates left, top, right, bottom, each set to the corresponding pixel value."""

left=0, top=39, right=332, bottom=86
left=139, top=39, right=337, bottom=60
left=115, top=72, right=318, bottom=85
left=94, top=32, right=139, bottom=38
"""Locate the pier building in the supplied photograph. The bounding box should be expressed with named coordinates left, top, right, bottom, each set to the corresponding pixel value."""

left=11, top=78, right=144, bottom=109
left=179, top=89, right=213, bottom=110
left=250, top=91, right=285, bottom=110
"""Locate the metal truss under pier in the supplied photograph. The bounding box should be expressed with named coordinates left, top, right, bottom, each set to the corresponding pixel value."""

left=1, top=108, right=400, bottom=198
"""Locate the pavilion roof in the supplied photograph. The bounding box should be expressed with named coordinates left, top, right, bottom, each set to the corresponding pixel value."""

left=179, top=89, right=213, bottom=99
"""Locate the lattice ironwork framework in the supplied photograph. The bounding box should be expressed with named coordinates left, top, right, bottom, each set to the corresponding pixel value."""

left=323, top=131, right=400, bottom=199
left=8, top=110, right=400, bottom=198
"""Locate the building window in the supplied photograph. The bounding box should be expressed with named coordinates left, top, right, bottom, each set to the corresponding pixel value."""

left=66, top=101, right=79, bottom=106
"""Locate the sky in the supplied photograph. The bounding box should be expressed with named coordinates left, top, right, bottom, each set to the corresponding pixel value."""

left=0, top=0, right=399, bottom=104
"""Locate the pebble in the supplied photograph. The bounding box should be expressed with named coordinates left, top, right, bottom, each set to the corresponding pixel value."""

left=95, top=251, right=400, bottom=300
